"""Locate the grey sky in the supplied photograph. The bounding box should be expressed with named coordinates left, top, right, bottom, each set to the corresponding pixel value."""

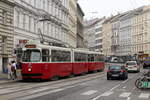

left=78, top=0, right=150, bottom=19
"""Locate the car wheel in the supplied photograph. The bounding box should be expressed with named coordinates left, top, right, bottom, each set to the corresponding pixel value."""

left=126, top=75, right=128, bottom=79
left=107, top=76, right=110, bottom=80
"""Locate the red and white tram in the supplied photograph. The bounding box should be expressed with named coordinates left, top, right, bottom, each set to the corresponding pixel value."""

left=21, top=44, right=105, bottom=80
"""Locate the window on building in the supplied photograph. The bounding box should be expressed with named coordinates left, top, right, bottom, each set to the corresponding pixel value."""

left=1, top=36, right=7, bottom=54
left=25, top=15, right=29, bottom=30
left=2, top=10, right=7, bottom=25
left=34, top=18, right=37, bottom=33
left=29, top=16, right=31, bottom=31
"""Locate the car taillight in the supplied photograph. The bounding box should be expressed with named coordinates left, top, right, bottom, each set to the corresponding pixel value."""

left=107, top=70, right=110, bottom=72
left=121, top=70, right=125, bottom=72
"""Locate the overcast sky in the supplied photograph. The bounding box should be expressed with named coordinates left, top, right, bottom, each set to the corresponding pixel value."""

left=78, top=0, right=150, bottom=19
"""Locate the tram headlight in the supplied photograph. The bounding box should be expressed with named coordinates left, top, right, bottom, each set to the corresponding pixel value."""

left=28, top=68, right=32, bottom=72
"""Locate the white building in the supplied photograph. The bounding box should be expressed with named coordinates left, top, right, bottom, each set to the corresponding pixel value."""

left=84, top=18, right=99, bottom=51
left=119, top=12, right=133, bottom=55
left=14, top=0, right=70, bottom=48
left=94, top=18, right=105, bottom=52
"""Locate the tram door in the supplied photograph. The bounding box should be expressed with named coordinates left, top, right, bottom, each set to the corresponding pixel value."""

left=2, top=57, right=8, bottom=73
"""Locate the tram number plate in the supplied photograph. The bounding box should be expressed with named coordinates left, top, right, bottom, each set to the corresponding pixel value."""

left=142, top=82, right=149, bottom=88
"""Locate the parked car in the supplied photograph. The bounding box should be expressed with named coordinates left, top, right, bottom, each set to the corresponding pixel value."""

left=125, top=61, right=140, bottom=72
left=107, top=65, right=128, bottom=80
left=143, top=57, right=150, bottom=69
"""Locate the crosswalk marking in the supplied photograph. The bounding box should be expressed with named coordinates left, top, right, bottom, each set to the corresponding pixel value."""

left=139, top=93, right=150, bottom=99
left=81, top=90, right=97, bottom=95
left=15, top=88, right=64, bottom=100
left=101, top=91, right=114, bottom=96
left=119, top=92, right=131, bottom=98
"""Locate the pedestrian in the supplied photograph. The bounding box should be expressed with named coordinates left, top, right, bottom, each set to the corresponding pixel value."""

left=7, top=62, right=12, bottom=80
left=11, top=61, right=17, bottom=79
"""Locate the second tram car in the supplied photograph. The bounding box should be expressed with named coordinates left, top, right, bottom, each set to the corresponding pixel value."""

left=21, top=44, right=105, bottom=80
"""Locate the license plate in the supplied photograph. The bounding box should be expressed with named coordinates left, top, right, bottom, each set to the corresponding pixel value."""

left=142, top=82, right=150, bottom=88
left=112, top=74, right=119, bottom=77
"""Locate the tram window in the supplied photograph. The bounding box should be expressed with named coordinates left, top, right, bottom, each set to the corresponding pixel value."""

left=22, top=49, right=41, bottom=62
left=88, top=54, right=94, bottom=62
left=94, top=54, right=104, bottom=61
left=51, top=50, right=71, bottom=62
left=74, top=52, right=88, bottom=62
left=42, top=49, right=50, bottom=62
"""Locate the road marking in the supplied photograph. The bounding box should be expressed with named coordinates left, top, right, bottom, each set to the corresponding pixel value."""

left=139, top=93, right=150, bottom=99
left=28, top=87, right=50, bottom=94
left=92, top=83, right=120, bottom=100
left=92, top=91, right=113, bottom=100
left=123, top=86, right=126, bottom=89
left=101, top=91, right=114, bottom=96
left=122, top=79, right=129, bottom=83
left=81, top=90, right=97, bottom=96
left=15, top=88, right=64, bottom=100
left=127, top=97, right=130, bottom=100
left=110, top=84, right=120, bottom=91
left=119, top=92, right=131, bottom=98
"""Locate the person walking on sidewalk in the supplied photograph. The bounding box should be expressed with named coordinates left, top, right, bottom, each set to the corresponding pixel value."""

left=7, top=62, right=12, bottom=80
left=11, top=61, right=17, bottom=80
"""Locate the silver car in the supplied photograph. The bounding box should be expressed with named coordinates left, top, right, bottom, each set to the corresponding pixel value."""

left=125, top=61, right=140, bottom=72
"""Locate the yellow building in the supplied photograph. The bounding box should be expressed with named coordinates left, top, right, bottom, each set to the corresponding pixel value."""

left=102, top=17, right=113, bottom=56
left=0, top=0, right=14, bottom=72
left=68, top=0, right=77, bottom=48
left=131, top=5, right=150, bottom=55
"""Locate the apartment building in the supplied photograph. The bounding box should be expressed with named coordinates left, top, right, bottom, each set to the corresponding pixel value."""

left=131, top=5, right=150, bottom=55
left=68, top=0, right=77, bottom=48
left=0, top=0, right=14, bottom=72
left=77, top=3, right=85, bottom=48
left=102, top=17, right=113, bottom=56
left=14, top=0, right=70, bottom=48
left=119, top=12, right=133, bottom=55
left=94, top=18, right=105, bottom=52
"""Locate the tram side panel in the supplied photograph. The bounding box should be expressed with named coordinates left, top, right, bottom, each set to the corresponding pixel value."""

left=73, top=52, right=88, bottom=75
left=49, top=63, right=72, bottom=77
left=72, top=62, right=88, bottom=75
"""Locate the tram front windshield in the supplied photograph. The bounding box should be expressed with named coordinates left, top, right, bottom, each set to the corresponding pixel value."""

left=22, top=49, right=41, bottom=62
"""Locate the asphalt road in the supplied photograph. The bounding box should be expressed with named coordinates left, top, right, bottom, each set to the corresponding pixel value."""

left=29, top=73, right=150, bottom=100
left=0, top=67, right=150, bottom=100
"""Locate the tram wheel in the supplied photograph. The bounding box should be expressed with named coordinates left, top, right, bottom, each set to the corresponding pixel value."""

left=51, top=76, right=59, bottom=81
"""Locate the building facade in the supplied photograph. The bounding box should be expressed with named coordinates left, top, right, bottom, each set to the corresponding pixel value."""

left=131, top=6, right=150, bottom=55
left=111, top=15, right=121, bottom=55
left=119, top=12, right=132, bottom=55
left=84, top=18, right=106, bottom=51
left=68, top=0, right=77, bottom=48
left=102, top=17, right=113, bottom=56
left=77, top=3, right=84, bottom=48
left=94, top=18, right=105, bottom=52
left=14, top=0, right=70, bottom=49
left=0, top=0, right=14, bottom=72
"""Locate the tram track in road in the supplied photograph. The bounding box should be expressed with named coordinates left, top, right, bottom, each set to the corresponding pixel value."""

left=0, top=71, right=105, bottom=96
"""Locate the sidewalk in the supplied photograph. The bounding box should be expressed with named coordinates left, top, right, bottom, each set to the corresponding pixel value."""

left=0, top=73, right=14, bottom=84
left=0, top=73, right=8, bottom=80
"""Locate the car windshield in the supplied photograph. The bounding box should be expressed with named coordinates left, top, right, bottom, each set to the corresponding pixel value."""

left=109, top=65, right=121, bottom=70
left=126, top=62, right=136, bottom=65
left=22, top=49, right=41, bottom=62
